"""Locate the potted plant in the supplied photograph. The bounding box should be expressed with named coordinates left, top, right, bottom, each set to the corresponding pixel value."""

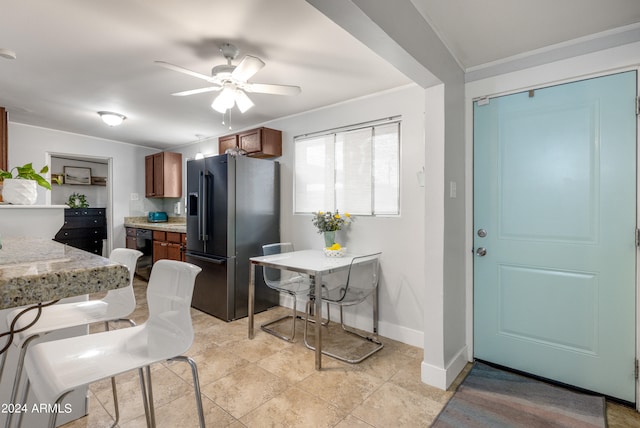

left=0, top=163, right=58, bottom=205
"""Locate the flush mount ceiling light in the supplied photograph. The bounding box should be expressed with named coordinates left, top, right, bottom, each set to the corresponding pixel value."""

left=0, top=48, right=17, bottom=60
left=98, top=111, right=126, bottom=126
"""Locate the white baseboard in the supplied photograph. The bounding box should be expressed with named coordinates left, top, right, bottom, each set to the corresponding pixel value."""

left=421, top=345, right=469, bottom=390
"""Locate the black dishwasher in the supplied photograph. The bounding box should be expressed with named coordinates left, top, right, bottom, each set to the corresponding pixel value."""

left=125, top=227, right=153, bottom=280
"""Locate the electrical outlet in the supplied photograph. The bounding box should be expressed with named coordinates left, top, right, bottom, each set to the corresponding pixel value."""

left=130, top=193, right=139, bottom=201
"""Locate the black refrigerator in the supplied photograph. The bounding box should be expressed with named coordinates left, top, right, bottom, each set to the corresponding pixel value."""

left=185, top=154, right=279, bottom=321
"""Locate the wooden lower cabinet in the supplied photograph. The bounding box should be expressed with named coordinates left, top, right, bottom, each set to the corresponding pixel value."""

left=152, top=230, right=186, bottom=263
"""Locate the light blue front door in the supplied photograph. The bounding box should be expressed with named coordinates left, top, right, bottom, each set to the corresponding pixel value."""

left=473, top=71, right=637, bottom=402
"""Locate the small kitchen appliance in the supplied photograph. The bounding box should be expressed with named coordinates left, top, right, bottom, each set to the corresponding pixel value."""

left=147, top=211, right=168, bottom=223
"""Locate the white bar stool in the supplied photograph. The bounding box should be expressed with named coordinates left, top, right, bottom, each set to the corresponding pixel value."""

left=2, top=248, right=142, bottom=428
left=20, top=259, right=204, bottom=428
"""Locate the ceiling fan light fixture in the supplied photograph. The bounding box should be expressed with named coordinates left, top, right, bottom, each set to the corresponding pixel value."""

left=235, top=89, right=254, bottom=113
left=98, top=111, right=126, bottom=126
left=211, top=86, right=236, bottom=113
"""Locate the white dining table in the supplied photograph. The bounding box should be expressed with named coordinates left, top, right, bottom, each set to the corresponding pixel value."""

left=248, top=249, right=365, bottom=369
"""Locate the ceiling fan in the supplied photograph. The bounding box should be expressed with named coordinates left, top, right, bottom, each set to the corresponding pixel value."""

left=156, top=43, right=301, bottom=114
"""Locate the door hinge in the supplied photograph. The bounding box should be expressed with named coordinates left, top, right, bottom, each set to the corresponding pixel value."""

left=636, top=229, right=640, bottom=247
left=635, top=359, right=638, bottom=379
left=636, top=96, right=640, bottom=116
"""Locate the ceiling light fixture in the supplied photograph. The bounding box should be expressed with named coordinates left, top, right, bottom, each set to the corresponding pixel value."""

left=98, top=111, right=126, bottom=126
left=211, top=84, right=254, bottom=114
left=0, top=49, right=16, bottom=60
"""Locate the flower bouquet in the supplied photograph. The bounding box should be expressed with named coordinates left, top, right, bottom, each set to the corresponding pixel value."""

left=312, top=210, right=353, bottom=254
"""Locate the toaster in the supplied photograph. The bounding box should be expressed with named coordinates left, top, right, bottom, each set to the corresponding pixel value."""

left=147, top=211, right=168, bottom=223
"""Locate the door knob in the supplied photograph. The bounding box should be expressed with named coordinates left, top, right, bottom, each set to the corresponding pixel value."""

left=476, top=247, right=487, bottom=257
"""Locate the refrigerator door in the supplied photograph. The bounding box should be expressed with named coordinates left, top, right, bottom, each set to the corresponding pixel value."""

left=186, top=158, right=205, bottom=254
left=186, top=155, right=229, bottom=257
left=186, top=252, right=235, bottom=320
left=234, top=156, right=280, bottom=316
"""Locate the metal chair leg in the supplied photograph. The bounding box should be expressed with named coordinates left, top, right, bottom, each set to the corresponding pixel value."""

left=5, top=335, right=40, bottom=428
left=260, top=292, right=300, bottom=342
left=103, top=318, right=135, bottom=428
left=169, top=356, right=206, bottom=428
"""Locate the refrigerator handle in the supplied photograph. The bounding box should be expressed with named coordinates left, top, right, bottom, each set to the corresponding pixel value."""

left=198, top=170, right=205, bottom=241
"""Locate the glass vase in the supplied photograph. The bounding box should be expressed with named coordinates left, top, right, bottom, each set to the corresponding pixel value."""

left=323, top=231, right=336, bottom=248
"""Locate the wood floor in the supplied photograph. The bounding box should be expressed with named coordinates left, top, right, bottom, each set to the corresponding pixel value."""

left=57, top=278, right=640, bottom=427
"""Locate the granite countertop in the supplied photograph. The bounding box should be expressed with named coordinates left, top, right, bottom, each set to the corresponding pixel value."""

left=0, top=237, right=129, bottom=310
left=124, top=216, right=186, bottom=233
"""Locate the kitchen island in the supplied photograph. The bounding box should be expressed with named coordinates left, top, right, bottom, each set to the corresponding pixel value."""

left=0, top=237, right=129, bottom=309
left=0, top=236, right=130, bottom=426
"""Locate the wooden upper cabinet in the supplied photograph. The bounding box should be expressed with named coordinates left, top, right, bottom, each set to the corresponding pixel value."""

left=218, top=127, right=282, bottom=158
left=218, top=134, right=238, bottom=154
left=145, top=151, right=182, bottom=198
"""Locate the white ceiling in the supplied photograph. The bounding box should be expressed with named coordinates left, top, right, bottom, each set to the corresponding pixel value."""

left=1, top=0, right=639, bottom=150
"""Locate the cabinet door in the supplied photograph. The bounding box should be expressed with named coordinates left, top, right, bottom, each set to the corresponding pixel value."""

left=146, top=152, right=182, bottom=198
left=153, top=240, right=167, bottom=263
left=167, top=242, right=182, bottom=261
left=153, top=153, right=164, bottom=196
left=145, top=155, right=155, bottom=197
left=238, top=129, right=262, bottom=154
left=219, top=134, right=238, bottom=154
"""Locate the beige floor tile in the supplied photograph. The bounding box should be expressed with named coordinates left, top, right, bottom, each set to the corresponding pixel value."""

left=257, top=345, right=318, bottom=383
left=389, top=360, right=454, bottom=404
left=350, top=382, right=442, bottom=427
left=219, top=334, right=290, bottom=363
left=201, top=365, right=289, bottom=419
left=334, top=414, right=375, bottom=427
left=120, top=392, right=236, bottom=428
left=240, top=386, right=346, bottom=428
left=297, top=368, right=386, bottom=413
left=58, top=390, right=114, bottom=428
left=166, top=346, right=250, bottom=387
left=93, top=365, right=192, bottom=424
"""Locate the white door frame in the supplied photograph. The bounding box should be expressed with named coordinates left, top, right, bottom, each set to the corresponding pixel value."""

left=465, top=63, right=640, bottom=407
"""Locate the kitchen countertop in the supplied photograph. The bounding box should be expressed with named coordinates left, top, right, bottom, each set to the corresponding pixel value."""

left=124, top=216, right=186, bottom=233
left=0, top=237, right=129, bottom=309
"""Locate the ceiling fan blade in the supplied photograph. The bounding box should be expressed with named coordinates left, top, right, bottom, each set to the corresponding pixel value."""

left=171, top=87, right=222, bottom=97
left=242, top=82, right=301, bottom=96
left=155, top=61, right=214, bottom=82
left=231, top=55, right=265, bottom=81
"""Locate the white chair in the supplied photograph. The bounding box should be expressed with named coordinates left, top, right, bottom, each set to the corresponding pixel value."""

left=1, top=248, right=142, bottom=428
left=304, top=253, right=383, bottom=363
left=20, top=259, right=204, bottom=428
left=261, top=243, right=312, bottom=342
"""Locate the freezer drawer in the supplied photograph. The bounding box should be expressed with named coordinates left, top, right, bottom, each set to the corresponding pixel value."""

left=187, top=252, right=234, bottom=321
left=186, top=251, right=278, bottom=321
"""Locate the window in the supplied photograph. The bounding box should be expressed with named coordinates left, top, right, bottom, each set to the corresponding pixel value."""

left=294, top=119, right=400, bottom=215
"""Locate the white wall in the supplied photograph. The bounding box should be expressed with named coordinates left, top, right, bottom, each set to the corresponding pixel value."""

left=173, top=84, right=428, bottom=346
left=50, top=156, right=108, bottom=207
left=6, top=123, right=157, bottom=249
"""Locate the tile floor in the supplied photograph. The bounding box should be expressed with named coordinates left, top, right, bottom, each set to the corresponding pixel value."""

left=59, top=278, right=640, bottom=428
